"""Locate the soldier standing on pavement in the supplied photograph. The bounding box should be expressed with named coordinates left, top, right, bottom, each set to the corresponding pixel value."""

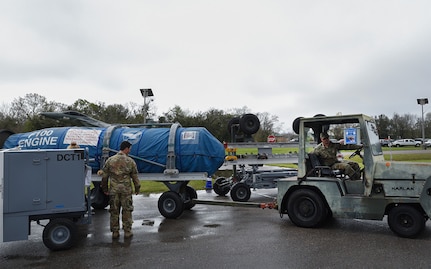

left=312, top=132, right=363, bottom=180
left=100, top=141, right=141, bottom=239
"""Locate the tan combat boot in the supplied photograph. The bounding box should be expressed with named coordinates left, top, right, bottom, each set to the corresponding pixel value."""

left=112, top=231, right=120, bottom=239
left=124, top=230, right=133, bottom=238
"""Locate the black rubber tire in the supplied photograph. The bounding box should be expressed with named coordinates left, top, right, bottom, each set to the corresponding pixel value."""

left=230, top=182, right=251, bottom=202
left=292, top=117, right=302, bottom=134
left=42, top=218, right=77, bottom=251
left=227, top=117, right=241, bottom=135
left=313, top=114, right=329, bottom=134
left=213, top=177, right=231, bottom=196
left=287, top=188, right=328, bottom=228
left=158, top=191, right=184, bottom=219
left=184, top=186, right=197, bottom=210
left=0, top=129, right=14, bottom=148
left=239, top=114, right=260, bottom=135
left=90, top=186, right=109, bottom=210
left=387, top=205, right=426, bottom=238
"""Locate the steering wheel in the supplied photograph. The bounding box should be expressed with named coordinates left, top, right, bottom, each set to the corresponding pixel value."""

left=349, top=147, right=363, bottom=159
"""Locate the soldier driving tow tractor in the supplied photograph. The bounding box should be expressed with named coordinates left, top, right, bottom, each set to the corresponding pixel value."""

left=312, top=132, right=362, bottom=180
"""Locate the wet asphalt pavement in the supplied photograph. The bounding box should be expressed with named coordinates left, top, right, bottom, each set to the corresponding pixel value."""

left=2, top=188, right=431, bottom=269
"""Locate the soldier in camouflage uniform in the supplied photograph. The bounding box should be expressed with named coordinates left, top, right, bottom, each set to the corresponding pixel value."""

left=312, top=132, right=363, bottom=180
left=100, top=141, right=141, bottom=239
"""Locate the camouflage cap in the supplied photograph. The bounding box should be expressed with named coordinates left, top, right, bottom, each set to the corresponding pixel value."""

left=320, top=132, right=329, bottom=139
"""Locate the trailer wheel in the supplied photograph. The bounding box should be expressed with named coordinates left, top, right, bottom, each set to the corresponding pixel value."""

left=387, top=205, right=426, bottom=238
left=292, top=117, right=302, bottom=134
left=230, top=182, right=251, bottom=202
left=42, top=218, right=77, bottom=251
left=0, top=129, right=14, bottom=148
left=239, top=114, right=260, bottom=135
left=227, top=117, right=241, bottom=134
left=287, top=189, right=327, bottom=228
left=213, top=177, right=231, bottom=196
left=158, top=191, right=184, bottom=219
left=184, top=186, right=198, bottom=210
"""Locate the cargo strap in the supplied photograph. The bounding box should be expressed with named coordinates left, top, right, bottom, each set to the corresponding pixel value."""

left=100, top=125, right=119, bottom=167
left=165, top=122, right=181, bottom=175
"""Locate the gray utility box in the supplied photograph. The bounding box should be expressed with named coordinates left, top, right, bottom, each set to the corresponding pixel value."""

left=0, top=149, right=87, bottom=250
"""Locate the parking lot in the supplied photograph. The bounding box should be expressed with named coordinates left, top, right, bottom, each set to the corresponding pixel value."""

left=2, top=188, right=431, bottom=269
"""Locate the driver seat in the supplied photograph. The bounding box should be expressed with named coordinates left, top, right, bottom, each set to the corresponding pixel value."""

left=307, top=153, right=343, bottom=178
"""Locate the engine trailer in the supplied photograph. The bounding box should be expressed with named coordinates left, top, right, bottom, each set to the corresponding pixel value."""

left=0, top=123, right=220, bottom=250
left=1, top=122, right=226, bottom=222
left=0, top=148, right=92, bottom=251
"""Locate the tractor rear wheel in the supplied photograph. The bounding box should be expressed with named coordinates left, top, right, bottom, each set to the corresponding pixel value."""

left=388, top=205, right=425, bottom=238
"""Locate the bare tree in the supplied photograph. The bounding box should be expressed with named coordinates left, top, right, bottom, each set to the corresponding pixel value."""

left=10, top=93, right=65, bottom=132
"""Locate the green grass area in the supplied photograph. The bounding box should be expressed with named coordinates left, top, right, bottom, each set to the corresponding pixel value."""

left=383, top=153, right=431, bottom=162
left=140, top=180, right=207, bottom=196
left=235, top=147, right=299, bottom=155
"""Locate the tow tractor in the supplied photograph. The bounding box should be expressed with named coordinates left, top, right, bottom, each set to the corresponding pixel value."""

left=275, top=113, right=431, bottom=238
left=192, top=113, right=431, bottom=238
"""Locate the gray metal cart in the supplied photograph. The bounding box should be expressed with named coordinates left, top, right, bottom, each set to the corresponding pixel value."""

left=0, top=148, right=90, bottom=250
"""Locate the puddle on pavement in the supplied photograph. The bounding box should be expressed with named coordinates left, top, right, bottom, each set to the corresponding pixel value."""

left=203, top=224, right=220, bottom=228
left=142, top=219, right=156, bottom=226
left=136, top=217, right=222, bottom=242
left=139, top=217, right=163, bottom=232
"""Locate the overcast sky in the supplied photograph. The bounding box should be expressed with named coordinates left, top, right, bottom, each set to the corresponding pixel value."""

left=1, top=0, right=430, bottom=132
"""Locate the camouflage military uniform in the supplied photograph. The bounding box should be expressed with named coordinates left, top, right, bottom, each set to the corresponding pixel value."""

left=313, top=141, right=362, bottom=180
left=100, top=152, right=140, bottom=235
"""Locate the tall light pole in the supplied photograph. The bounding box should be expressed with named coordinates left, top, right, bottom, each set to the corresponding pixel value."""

left=417, top=98, right=428, bottom=147
left=140, top=88, right=154, bottom=124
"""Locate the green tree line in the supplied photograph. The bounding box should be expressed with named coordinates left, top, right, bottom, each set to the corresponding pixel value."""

left=374, top=113, right=431, bottom=140
left=0, top=93, right=430, bottom=142
left=0, top=93, right=281, bottom=143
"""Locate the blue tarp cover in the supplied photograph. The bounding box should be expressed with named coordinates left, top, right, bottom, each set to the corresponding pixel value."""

left=3, top=126, right=225, bottom=176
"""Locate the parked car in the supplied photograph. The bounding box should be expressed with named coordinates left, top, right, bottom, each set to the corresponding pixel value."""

left=380, top=139, right=393, bottom=147
left=424, top=139, right=431, bottom=148
left=415, top=138, right=425, bottom=144
left=390, top=139, right=421, bottom=147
